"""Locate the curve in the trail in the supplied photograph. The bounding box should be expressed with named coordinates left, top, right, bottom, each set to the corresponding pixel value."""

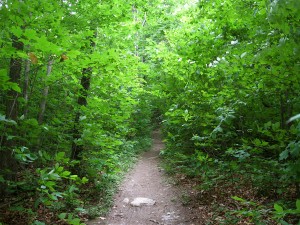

left=87, top=130, right=192, bottom=225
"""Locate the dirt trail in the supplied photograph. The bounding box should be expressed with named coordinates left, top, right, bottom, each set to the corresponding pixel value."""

left=87, top=130, right=196, bottom=225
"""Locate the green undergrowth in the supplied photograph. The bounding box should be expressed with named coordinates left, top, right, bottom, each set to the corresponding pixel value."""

left=0, top=135, right=152, bottom=225
left=83, top=136, right=153, bottom=219
left=160, top=145, right=300, bottom=225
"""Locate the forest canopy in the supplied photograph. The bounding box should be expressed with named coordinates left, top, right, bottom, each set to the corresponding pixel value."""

left=0, top=0, right=299, bottom=224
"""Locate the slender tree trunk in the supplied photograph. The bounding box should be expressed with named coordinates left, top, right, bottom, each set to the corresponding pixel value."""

left=0, top=35, right=24, bottom=196
left=71, top=69, right=91, bottom=161
left=71, top=34, right=95, bottom=162
left=23, top=59, right=30, bottom=118
left=38, top=59, right=53, bottom=124
left=132, top=5, right=146, bottom=59
left=6, top=36, right=24, bottom=120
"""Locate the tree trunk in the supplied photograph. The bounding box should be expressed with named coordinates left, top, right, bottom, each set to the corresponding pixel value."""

left=23, top=59, right=30, bottom=118
left=5, top=36, right=24, bottom=120
left=132, top=5, right=146, bottom=59
left=71, top=34, right=95, bottom=163
left=0, top=35, right=24, bottom=196
left=38, top=59, right=53, bottom=124
left=71, top=69, right=91, bottom=161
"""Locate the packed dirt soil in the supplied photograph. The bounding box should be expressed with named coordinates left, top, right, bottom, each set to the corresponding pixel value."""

left=87, top=130, right=203, bottom=225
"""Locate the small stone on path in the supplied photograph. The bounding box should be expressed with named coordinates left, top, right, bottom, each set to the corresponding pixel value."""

left=130, top=197, right=156, bottom=206
left=122, top=198, right=130, bottom=204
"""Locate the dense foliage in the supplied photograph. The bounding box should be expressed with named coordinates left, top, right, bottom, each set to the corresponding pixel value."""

left=0, top=0, right=299, bottom=224
left=0, top=1, right=153, bottom=224
left=141, top=0, right=300, bottom=224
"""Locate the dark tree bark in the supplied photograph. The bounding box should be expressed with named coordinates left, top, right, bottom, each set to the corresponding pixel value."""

left=71, top=34, right=95, bottom=163
left=6, top=36, right=24, bottom=120
left=23, top=59, right=30, bottom=118
left=71, top=69, right=91, bottom=161
left=0, top=35, right=24, bottom=196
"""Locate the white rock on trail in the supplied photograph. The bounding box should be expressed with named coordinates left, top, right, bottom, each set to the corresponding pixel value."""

left=130, top=197, right=156, bottom=207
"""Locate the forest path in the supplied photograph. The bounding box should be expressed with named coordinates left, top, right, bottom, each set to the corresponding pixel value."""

left=87, top=130, right=197, bottom=225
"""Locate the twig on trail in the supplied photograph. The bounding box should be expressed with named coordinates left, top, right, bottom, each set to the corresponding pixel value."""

left=149, top=219, right=160, bottom=224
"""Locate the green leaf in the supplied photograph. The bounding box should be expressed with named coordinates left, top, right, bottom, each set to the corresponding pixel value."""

left=296, top=199, right=300, bottom=210
left=24, top=29, right=37, bottom=40
left=68, top=50, right=81, bottom=58
left=55, top=152, right=66, bottom=161
left=48, top=173, right=61, bottom=180
left=274, top=203, right=284, bottom=212
left=45, top=181, right=56, bottom=188
left=75, top=207, right=86, bottom=213
left=10, top=83, right=21, bottom=93
left=16, top=51, right=28, bottom=58
left=0, top=114, right=5, bottom=122
left=56, top=166, right=64, bottom=172
left=58, top=213, right=67, bottom=220
left=232, top=196, right=246, bottom=202
left=43, top=126, right=49, bottom=131
left=253, top=138, right=261, bottom=146
left=81, top=177, right=89, bottom=184
left=0, top=116, right=17, bottom=126
left=69, top=175, right=78, bottom=180
left=69, top=218, right=81, bottom=225
left=33, top=221, right=46, bottom=225
left=49, top=194, right=58, bottom=200
left=279, top=149, right=289, bottom=160
left=287, top=114, right=300, bottom=123
left=61, top=171, right=71, bottom=177
left=240, top=52, right=247, bottom=58
left=68, top=185, right=78, bottom=193
left=24, top=118, right=39, bottom=126
left=7, top=135, right=15, bottom=140
left=79, top=115, right=87, bottom=121
left=53, top=192, right=63, bottom=198
left=11, top=26, right=23, bottom=37
left=0, top=69, right=9, bottom=90
left=257, top=82, right=264, bottom=89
